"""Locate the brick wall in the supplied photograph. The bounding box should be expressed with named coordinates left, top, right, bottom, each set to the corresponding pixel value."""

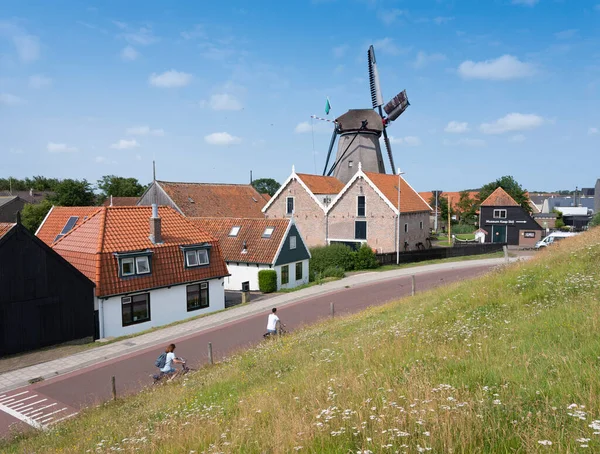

left=264, top=178, right=326, bottom=248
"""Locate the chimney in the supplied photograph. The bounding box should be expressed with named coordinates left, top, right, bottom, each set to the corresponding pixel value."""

left=149, top=204, right=162, bottom=244
left=110, top=195, right=113, bottom=206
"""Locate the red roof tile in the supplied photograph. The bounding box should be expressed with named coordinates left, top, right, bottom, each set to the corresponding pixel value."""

left=296, top=174, right=344, bottom=194
left=419, top=191, right=479, bottom=210
left=157, top=181, right=268, bottom=218
left=0, top=223, right=15, bottom=240
left=190, top=217, right=289, bottom=264
left=102, top=196, right=140, bottom=207
left=52, top=206, right=228, bottom=297
left=480, top=187, right=520, bottom=207
left=364, top=172, right=431, bottom=213
left=36, top=206, right=102, bottom=246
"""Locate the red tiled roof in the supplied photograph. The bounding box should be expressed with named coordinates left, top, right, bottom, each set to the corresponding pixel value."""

left=480, top=187, right=520, bottom=207
left=364, top=172, right=431, bottom=213
left=157, top=181, right=268, bottom=218
left=296, top=174, right=344, bottom=194
left=0, top=223, right=15, bottom=240
left=52, top=206, right=228, bottom=297
left=190, top=217, right=290, bottom=264
left=36, top=206, right=102, bottom=246
left=102, top=196, right=140, bottom=207
left=419, top=191, right=479, bottom=210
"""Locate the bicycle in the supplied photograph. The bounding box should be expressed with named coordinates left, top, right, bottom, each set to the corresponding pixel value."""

left=263, top=324, right=288, bottom=339
left=152, top=357, right=192, bottom=383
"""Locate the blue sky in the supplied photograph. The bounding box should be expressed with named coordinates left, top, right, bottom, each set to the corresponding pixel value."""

left=1, top=0, right=599, bottom=192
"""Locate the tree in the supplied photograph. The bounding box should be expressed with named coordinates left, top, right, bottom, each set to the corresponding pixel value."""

left=590, top=212, right=600, bottom=228
left=96, top=175, right=146, bottom=202
left=49, top=179, right=95, bottom=206
left=477, top=175, right=531, bottom=213
left=21, top=199, right=53, bottom=232
left=251, top=178, right=281, bottom=197
left=428, top=192, right=454, bottom=230
left=553, top=209, right=565, bottom=229
left=456, top=190, right=478, bottom=225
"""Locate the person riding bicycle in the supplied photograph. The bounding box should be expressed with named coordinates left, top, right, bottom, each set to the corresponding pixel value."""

left=265, top=307, right=282, bottom=336
left=158, top=343, right=184, bottom=378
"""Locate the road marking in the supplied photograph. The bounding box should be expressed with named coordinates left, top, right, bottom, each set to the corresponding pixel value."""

left=0, top=401, right=43, bottom=430
left=0, top=391, right=29, bottom=404
left=14, top=399, right=47, bottom=411
left=8, top=394, right=38, bottom=406
left=23, top=403, right=56, bottom=416
left=0, top=389, right=77, bottom=430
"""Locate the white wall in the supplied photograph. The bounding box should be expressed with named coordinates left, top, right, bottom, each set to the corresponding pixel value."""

left=97, top=278, right=225, bottom=338
left=225, top=263, right=271, bottom=291
left=276, top=259, right=309, bottom=290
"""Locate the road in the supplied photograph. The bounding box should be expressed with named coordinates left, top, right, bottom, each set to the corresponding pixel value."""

left=0, top=264, right=493, bottom=438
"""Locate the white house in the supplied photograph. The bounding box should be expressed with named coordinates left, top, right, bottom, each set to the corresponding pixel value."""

left=190, top=218, right=311, bottom=291
left=46, top=205, right=229, bottom=338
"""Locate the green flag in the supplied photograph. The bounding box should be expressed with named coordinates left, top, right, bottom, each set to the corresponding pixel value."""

left=325, top=97, right=331, bottom=115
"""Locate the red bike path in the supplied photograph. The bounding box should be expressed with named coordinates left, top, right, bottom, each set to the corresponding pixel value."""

left=0, top=265, right=492, bottom=438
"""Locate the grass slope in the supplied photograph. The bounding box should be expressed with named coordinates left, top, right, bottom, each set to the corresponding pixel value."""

left=4, top=230, right=600, bottom=453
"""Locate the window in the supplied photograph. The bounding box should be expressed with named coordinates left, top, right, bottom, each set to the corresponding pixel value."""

left=493, top=209, right=507, bottom=219
left=524, top=231, right=536, bottom=238
left=121, top=258, right=135, bottom=276
left=262, top=227, right=275, bottom=238
left=229, top=226, right=241, bottom=237
left=135, top=256, right=150, bottom=274
left=122, top=293, right=150, bottom=326
left=290, top=235, right=297, bottom=250
left=357, top=196, right=366, bottom=217
left=404, top=223, right=408, bottom=233
left=185, top=249, right=209, bottom=267
left=420, top=221, right=423, bottom=230
left=286, top=197, right=294, bottom=215
left=355, top=221, right=367, bottom=240
left=295, top=262, right=303, bottom=280
left=348, top=160, right=353, bottom=168
left=187, top=282, right=209, bottom=311
left=281, top=265, right=289, bottom=285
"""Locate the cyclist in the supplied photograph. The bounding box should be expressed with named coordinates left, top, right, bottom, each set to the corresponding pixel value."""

left=265, top=307, right=282, bottom=336
left=158, top=343, right=184, bottom=378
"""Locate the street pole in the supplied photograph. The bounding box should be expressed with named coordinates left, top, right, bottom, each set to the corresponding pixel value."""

left=447, top=196, right=451, bottom=245
left=396, top=168, right=405, bottom=265
left=434, top=191, right=438, bottom=233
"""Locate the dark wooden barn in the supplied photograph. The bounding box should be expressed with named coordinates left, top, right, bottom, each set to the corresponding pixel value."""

left=0, top=218, right=95, bottom=356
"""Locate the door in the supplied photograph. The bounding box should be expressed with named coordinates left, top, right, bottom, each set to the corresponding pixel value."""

left=492, top=225, right=506, bottom=243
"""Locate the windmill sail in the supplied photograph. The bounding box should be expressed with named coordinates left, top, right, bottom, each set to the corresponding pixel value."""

left=368, top=45, right=384, bottom=108
left=384, top=90, right=410, bottom=122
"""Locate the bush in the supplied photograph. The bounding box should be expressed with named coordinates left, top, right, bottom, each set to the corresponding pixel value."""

left=258, top=270, right=277, bottom=293
left=451, top=223, right=476, bottom=234
left=309, top=243, right=355, bottom=276
left=354, top=243, right=379, bottom=270
left=322, top=266, right=345, bottom=278
left=591, top=213, right=600, bottom=228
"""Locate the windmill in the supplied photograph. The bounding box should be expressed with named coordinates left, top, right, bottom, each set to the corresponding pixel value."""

left=321, top=44, right=410, bottom=184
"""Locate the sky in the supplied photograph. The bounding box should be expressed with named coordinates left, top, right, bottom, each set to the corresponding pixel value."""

left=1, top=0, right=599, bottom=192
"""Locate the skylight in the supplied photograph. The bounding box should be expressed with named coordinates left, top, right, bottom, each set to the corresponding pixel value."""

left=54, top=216, right=79, bottom=242
left=229, top=226, right=241, bottom=237
left=262, top=227, right=274, bottom=238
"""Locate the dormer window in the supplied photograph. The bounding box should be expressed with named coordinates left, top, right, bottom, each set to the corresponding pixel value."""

left=181, top=244, right=212, bottom=268
left=262, top=227, right=275, bottom=238
left=229, top=226, right=241, bottom=237
left=116, top=251, right=153, bottom=278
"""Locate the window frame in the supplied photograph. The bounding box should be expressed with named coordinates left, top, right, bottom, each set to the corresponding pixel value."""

left=295, top=262, right=303, bottom=281
left=181, top=245, right=211, bottom=269
left=121, top=293, right=151, bottom=327
left=493, top=209, right=507, bottom=219
left=290, top=235, right=297, bottom=250
left=229, top=226, right=241, bottom=237
left=357, top=195, right=366, bottom=217
left=419, top=221, right=423, bottom=230
left=121, top=257, right=135, bottom=277
left=135, top=256, right=151, bottom=275
left=186, top=282, right=210, bottom=312
left=116, top=251, right=153, bottom=278
left=281, top=264, right=289, bottom=285
left=262, top=227, right=275, bottom=238
left=404, top=223, right=408, bottom=233
left=355, top=220, right=367, bottom=240
left=286, top=196, right=295, bottom=215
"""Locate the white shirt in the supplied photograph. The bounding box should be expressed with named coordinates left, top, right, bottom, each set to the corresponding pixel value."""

left=161, top=352, right=175, bottom=372
left=267, top=313, right=280, bottom=331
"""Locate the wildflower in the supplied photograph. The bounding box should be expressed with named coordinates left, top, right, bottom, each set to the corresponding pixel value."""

left=493, top=399, right=502, bottom=405
left=538, top=440, right=553, bottom=446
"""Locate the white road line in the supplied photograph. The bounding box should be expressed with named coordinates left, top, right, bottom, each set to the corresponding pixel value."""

left=50, top=412, right=77, bottom=425
left=34, top=407, right=67, bottom=421
left=23, top=403, right=56, bottom=416
left=0, top=391, right=29, bottom=404
left=39, top=408, right=67, bottom=423
left=7, top=394, right=38, bottom=406
left=0, top=401, right=43, bottom=430
left=13, top=399, right=47, bottom=411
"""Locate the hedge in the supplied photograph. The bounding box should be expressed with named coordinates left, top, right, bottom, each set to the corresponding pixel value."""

left=258, top=270, right=278, bottom=293
left=354, top=243, right=379, bottom=270
left=309, top=243, right=379, bottom=281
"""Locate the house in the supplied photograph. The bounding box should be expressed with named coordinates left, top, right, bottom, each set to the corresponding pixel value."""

left=262, top=167, right=345, bottom=248
left=474, top=228, right=488, bottom=244
left=36, top=206, right=100, bottom=245
left=418, top=190, right=479, bottom=228
left=48, top=205, right=229, bottom=338
left=102, top=196, right=140, bottom=207
left=327, top=167, right=432, bottom=252
left=0, top=218, right=95, bottom=356
left=138, top=180, right=269, bottom=218
left=555, top=206, right=593, bottom=230
left=190, top=217, right=311, bottom=291
left=0, top=189, right=54, bottom=204
left=541, top=196, right=595, bottom=214
left=0, top=196, right=26, bottom=222
left=479, top=187, right=543, bottom=246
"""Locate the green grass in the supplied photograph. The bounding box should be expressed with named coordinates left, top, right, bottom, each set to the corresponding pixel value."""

left=276, top=276, right=342, bottom=293
left=3, top=231, right=600, bottom=453
left=454, top=233, right=476, bottom=240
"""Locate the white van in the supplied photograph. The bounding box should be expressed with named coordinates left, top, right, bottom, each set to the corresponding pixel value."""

left=535, top=231, right=579, bottom=249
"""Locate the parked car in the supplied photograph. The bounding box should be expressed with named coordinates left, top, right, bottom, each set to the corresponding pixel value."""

left=535, top=231, right=579, bottom=249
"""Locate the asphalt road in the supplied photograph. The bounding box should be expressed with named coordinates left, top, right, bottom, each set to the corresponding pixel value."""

left=0, top=264, right=492, bottom=439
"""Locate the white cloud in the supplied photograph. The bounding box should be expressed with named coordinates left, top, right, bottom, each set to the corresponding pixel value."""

left=509, top=134, right=526, bottom=142
left=414, top=51, right=446, bottom=69
left=512, top=0, right=539, bottom=5
left=332, top=45, right=349, bottom=58
left=443, top=138, right=486, bottom=147
left=110, top=139, right=140, bottom=149
left=9, top=147, right=23, bottom=154
left=47, top=142, right=77, bottom=153
left=95, top=156, right=106, bottom=163
left=378, top=9, right=406, bottom=26
left=588, top=127, right=599, bottom=135
left=480, top=113, right=545, bottom=134
left=372, top=38, right=410, bottom=56
left=294, top=121, right=332, bottom=134
left=123, top=27, right=157, bottom=46
left=204, top=132, right=241, bottom=145
left=458, top=55, right=535, bottom=80
left=121, top=46, right=139, bottom=61
left=444, top=121, right=470, bottom=133
left=388, top=136, right=422, bottom=146
left=28, top=74, right=52, bottom=89
left=555, top=29, right=578, bottom=40
left=149, top=70, right=192, bottom=88
left=180, top=24, right=204, bottom=40
left=433, top=16, right=454, bottom=25
left=0, top=22, right=40, bottom=62
left=206, top=93, right=243, bottom=111
left=126, top=126, right=164, bottom=136
left=0, top=93, right=24, bottom=105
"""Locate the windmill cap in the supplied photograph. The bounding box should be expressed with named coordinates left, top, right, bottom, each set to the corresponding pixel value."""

left=336, top=109, right=384, bottom=133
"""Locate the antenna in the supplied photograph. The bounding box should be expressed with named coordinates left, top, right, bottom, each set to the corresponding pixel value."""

left=250, top=170, right=253, bottom=184
left=152, top=160, right=156, bottom=182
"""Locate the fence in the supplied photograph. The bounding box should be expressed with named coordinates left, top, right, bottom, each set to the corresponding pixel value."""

left=375, top=243, right=507, bottom=266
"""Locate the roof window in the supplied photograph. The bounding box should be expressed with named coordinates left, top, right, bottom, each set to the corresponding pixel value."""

left=229, top=226, right=241, bottom=237
left=262, top=227, right=275, bottom=238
